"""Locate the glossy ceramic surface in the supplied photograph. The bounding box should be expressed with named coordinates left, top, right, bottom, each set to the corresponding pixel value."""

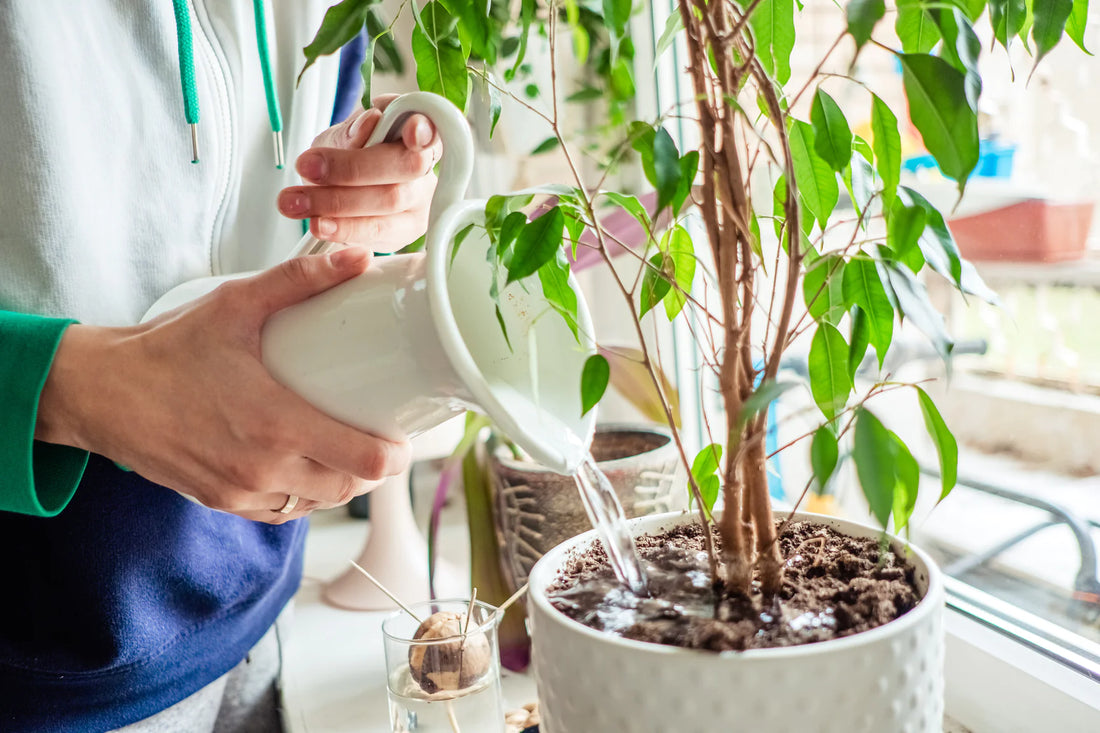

left=143, top=93, right=597, bottom=473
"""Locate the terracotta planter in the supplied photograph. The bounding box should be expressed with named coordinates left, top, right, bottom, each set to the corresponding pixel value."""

left=528, top=510, right=945, bottom=733
left=948, top=199, right=1094, bottom=262
left=488, top=424, right=687, bottom=593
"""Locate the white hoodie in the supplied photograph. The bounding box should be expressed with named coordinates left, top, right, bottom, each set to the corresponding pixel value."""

left=0, top=0, right=342, bottom=326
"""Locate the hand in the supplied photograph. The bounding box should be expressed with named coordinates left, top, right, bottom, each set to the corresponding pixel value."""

left=277, top=94, right=442, bottom=250
left=35, top=248, right=411, bottom=524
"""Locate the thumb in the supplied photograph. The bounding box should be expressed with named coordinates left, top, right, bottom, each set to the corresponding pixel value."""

left=242, top=247, right=371, bottom=318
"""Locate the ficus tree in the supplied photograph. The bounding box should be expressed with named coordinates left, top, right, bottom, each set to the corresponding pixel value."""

left=302, top=0, right=1088, bottom=601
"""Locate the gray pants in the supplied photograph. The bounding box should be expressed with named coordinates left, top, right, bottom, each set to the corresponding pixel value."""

left=109, top=610, right=289, bottom=733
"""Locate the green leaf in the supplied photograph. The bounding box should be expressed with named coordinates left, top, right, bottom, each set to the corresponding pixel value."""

left=741, top=380, right=798, bottom=427
left=415, top=0, right=460, bottom=45
left=809, top=322, right=853, bottom=420
left=494, top=304, right=512, bottom=351
left=411, top=3, right=468, bottom=111
left=299, top=0, right=372, bottom=84
left=602, top=191, right=653, bottom=228
left=956, top=0, right=989, bottom=20
left=803, top=253, right=847, bottom=325
left=886, top=197, right=928, bottom=264
left=531, top=136, right=560, bottom=155
left=1066, top=0, right=1092, bottom=53
left=937, top=9, right=983, bottom=109
left=915, top=386, right=959, bottom=503
left=487, top=74, right=503, bottom=138
left=449, top=223, right=476, bottom=269
left=990, top=0, right=1028, bottom=50
left=603, top=0, right=633, bottom=35
left=690, top=443, right=723, bottom=515
left=881, top=261, right=954, bottom=359
left=698, top=475, right=720, bottom=514
left=651, top=127, right=683, bottom=212
left=849, top=305, right=872, bottom=377
left=847, top=156, right=877, bottom=220
left=853, top=134, right=874, bottom=164
left=538, top=251, right=580, bottom=341
left=811, top=426, right=839, bottom=494
left=899, top=53, right=979, bottom=195
left=896, top=0, right=942, bottom=53
left=654, top=11, right=684, bottom=62
left=870, top=95, right=902, bottom=207
left=498, top=211, right=528, bottom=254
left=889, top=430, right=920, bottom=532
left=846, top=0, right=886, bottom=51
left=507, top=207, right=565, bottom=284
left=1033, top=0, right=1074, bottom=65
left=897, top=187, right=962, bottom=283
left=567, top=87, right=604, bottom=102
left=842, top=254, right=894, bottom=368
left=367, top=8, right=404, bottom=74
left=748, top=0, right=796, bottom=84
left=445, top=0, right=498, bottom=64
left=640, top=253, right=672, bottom=317
left=673, top=151, right=700, bottom=216
left=853, top=408, right=895, bottom=528
left=789, top=120, right=840, bottom=229
left=664, top=226, right=696, bottom=319
left=581, top=354, right=610, bottom=416
left=691, top=443, right=723, bottom=481
left=508, top=0, right=537, bottom=81
left=811, top=89, right=853, bottom=173
left=359, top=33, right=376, bottom=111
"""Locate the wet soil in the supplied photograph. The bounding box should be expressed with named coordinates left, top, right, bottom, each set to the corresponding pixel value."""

left=546, top=520, right=921, bottom=651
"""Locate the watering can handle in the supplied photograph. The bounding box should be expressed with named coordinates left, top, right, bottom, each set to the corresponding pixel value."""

left=288, top=92, right=475, bottom=259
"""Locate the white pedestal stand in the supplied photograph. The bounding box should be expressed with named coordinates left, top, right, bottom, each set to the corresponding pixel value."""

left=321, top=418, right=469, bottom=610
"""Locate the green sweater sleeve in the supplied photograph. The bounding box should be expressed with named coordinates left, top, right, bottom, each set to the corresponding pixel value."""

left=1, top=311, right=89, bottom=516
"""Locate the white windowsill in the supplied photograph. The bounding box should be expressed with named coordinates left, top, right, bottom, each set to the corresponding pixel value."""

left=945, top=608, right=1100, bottom=731
left=281, top=502, right=1100, bottom=732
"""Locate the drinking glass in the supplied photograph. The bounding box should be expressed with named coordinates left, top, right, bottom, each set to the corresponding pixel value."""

left=381, top=599, right=505, bottom=733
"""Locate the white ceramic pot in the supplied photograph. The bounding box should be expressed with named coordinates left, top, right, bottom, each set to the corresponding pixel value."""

left=528, top=510, right=945, bottom=733
left=143, top=93, right=596, bottom=473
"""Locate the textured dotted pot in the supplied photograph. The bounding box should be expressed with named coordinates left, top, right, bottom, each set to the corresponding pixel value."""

left=527, top=510, right=945, bottom=733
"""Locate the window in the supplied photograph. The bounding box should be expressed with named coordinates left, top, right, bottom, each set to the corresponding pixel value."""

left=630, top=1, right=1100, bottom=727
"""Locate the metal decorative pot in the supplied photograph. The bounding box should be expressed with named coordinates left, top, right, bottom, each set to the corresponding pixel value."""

left=488, top=423, right=687, bottom=592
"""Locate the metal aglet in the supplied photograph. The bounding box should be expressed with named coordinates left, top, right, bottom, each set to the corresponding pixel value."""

left=190, top=123, right=200, bottom=164
left=272, top=130, right=285, bottom=170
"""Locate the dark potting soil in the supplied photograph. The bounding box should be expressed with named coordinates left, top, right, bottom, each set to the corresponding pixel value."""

left=588, top=429, right=670, bottom=463
left=546, top=520, right=921, bottom=652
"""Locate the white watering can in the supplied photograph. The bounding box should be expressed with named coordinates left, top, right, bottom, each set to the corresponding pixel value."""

left=144, top=93, right=597, bottom=474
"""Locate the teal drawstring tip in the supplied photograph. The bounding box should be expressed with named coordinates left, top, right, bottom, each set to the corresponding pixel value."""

left=272, top=130, right=285, bottom=170
left=190, top=123, right=200, bottom=164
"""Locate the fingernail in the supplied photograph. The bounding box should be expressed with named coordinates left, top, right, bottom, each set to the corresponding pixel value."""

left=316, top=217, right=337, bottom=236
left=329, top=247, right=369, bottom=268
left=414, top=120, right=433, bottom=149
left=297, top=152, right=327, bottom=182
left=278, top=191, right=307, bottom=216
left=349, top=108, right=380, bottom=140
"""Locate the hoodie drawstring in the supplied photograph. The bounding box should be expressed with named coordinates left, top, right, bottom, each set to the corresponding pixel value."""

left=170, top=0, right=200, bottom=163
left=170, top=0, right=285, bottom=168
left=252, top=0, right=285, bottom=169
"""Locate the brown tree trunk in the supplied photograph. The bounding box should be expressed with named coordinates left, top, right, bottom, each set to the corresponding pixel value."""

left=744, top=420, right=784, bottom=595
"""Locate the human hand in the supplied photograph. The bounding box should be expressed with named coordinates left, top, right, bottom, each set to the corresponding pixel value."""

left=35, top=248, right=411, bottom=523
left=277, top=94, right=442, bottom=250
